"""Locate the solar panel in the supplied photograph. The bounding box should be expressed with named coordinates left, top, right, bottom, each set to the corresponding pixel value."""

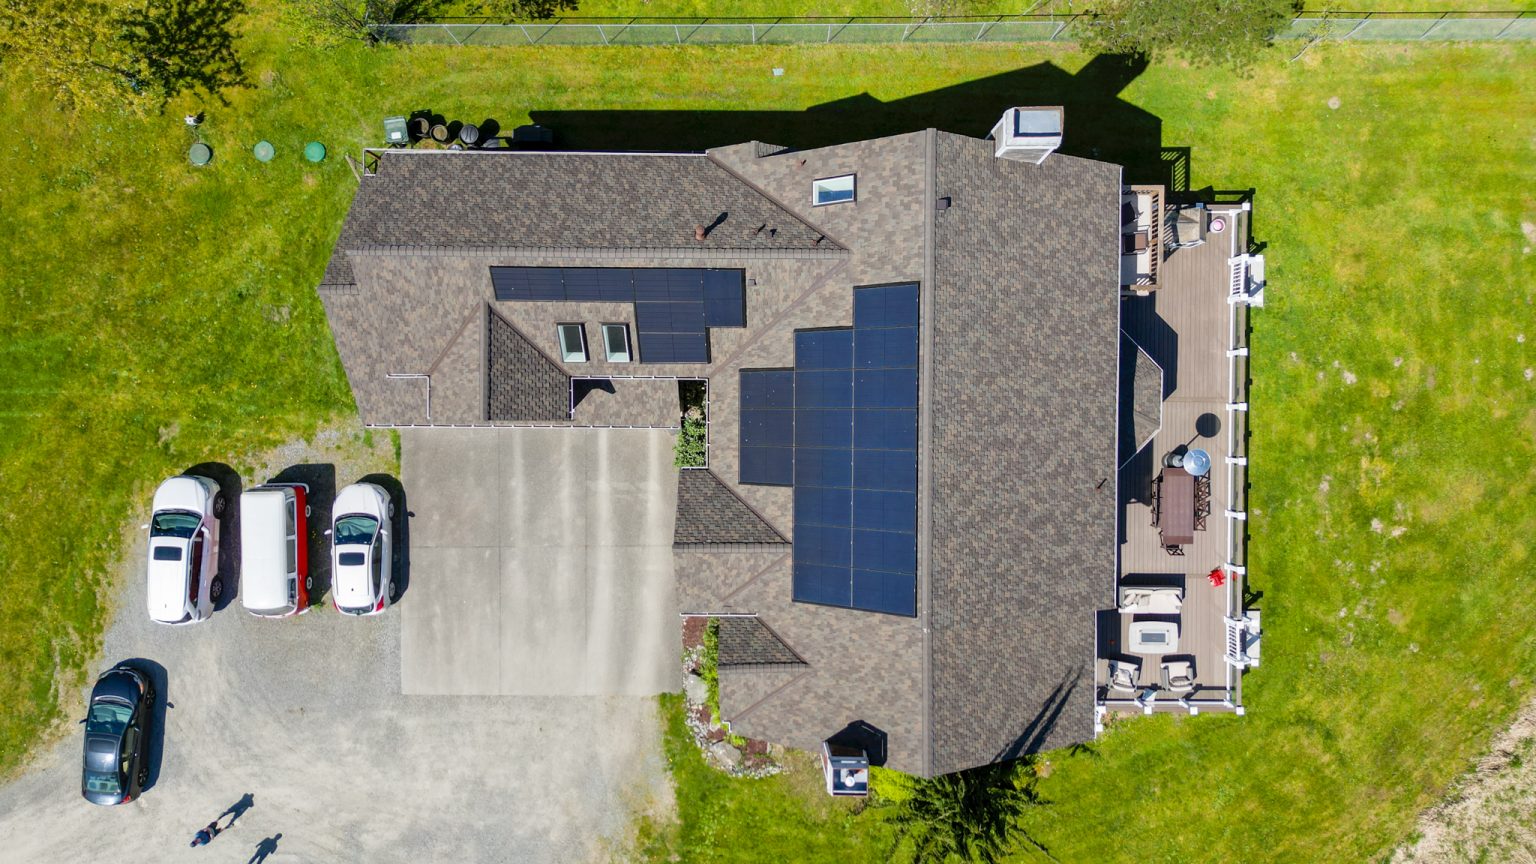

left=740, top=369, right=793, bottom=408
left=794, top=564, right=852, bottom=607
left=793, top=525, right=852, bottom=568
left=853, top=409, right=918, bottom=450
left=702, top=270, right=746, bottom=327
left=490, top=267, right=743, bottom=364
left=795, top=330, right=855, bottom=370
left=794, top=447, right=852, bottom=488
left=851, top=529, right=917, bottom=574
left=795, top=486, right=852, bottom=527
left=795, top=409, right=853, bottom=449
left=740, top=446, right=793, bottom=486
left=795, top=371, right=853, bottom=409
left=850, top=569, right=916, bottom=616
left=855, top=327, right=919, bottom=369
left=741, top=409, right=794, bottom=448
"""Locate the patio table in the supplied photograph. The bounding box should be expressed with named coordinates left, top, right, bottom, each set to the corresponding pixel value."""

left=1159, top=467, right=1196, bottom=546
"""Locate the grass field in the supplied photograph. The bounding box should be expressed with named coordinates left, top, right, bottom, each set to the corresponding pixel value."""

left=0, top=13, right=1533, bottom=864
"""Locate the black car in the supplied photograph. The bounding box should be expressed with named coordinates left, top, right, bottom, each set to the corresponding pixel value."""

left=81, top=664, right=153, bottom=806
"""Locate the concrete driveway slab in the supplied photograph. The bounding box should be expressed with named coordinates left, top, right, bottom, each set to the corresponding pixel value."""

left=402, top=427, right=678, bottom=698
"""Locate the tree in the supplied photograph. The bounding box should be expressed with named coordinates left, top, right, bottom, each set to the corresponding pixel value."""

left=875, top=760, right=1050, bottom=864
left=286, top=0, right=578, bottom=45
left=1078, top=0, right=1298, bottom=70
left=0, top=0, right=248, bottom=113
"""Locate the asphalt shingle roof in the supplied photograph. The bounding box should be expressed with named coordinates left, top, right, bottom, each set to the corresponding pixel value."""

left=717, top=617, right=805, bottom=668
left=926, top=133, right=1120, bottom=775
left=674, top=469, right=787, bottom=547
left=487, top=308, right=569, bottom=421
left=323, top=151, right=840, bottom=287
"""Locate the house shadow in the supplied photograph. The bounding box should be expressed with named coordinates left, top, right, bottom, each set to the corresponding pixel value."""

left=121, top=657, right=169, bottom=792
left=184, top=462, right=242, bottom=612
left=269, top=464, right=337, bottom=605
left=826, top=719, right=888, bottom=768
left=530, top=54, right=1178, bottom=188
left=571, top=378, right=617, bottom=411
left=359, top=473, right=411, bottom=604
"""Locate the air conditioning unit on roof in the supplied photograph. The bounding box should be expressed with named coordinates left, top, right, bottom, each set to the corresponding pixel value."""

left=990, top=106, right=1063, bottom=165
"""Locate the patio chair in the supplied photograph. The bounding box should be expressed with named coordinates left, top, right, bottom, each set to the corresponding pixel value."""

left=1161, top=659, right=1195, bottom=694
left=1164, top=543, right=1185, bottom=556
left=1109, top=659, right=1142, bottom=693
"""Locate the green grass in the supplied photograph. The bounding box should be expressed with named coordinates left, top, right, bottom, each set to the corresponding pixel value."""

left=0, top=16, right=1533, bottom=864
left=636, top=694, right=901, bottom=860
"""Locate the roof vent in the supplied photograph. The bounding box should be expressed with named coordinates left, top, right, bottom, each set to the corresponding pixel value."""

left=990, top=106, right=1063, bottom=165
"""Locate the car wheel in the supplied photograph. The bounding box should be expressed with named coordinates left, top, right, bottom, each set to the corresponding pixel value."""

left=211, top=577, right=224, bottom=602
left=387, top=501, right=396, bottom=519
left=388, top=578, right=396, bottom=602
left=137, top=765, right=148, bottom=785
left=213, top=493, right=227, bottom=518
left=305, top=575, right=313, bottom=592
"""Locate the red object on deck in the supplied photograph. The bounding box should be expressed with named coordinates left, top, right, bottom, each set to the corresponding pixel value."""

left=1208, top=567, right=1226, bottom=587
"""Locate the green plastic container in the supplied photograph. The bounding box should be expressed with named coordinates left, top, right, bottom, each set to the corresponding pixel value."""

left=254, top=140, right=275, bottom=162
left=304, top=141, right=326, bottom=163
left=189, top=143, right=213, bottom=166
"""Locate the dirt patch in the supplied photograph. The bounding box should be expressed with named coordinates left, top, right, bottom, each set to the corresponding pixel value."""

left=1392, top=697, right=1536, bottom=863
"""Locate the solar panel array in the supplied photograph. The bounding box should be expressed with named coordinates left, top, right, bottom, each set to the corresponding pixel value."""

left=739, top=283, right=920, bottom=617
left=490, top=267, right=745, bottom=364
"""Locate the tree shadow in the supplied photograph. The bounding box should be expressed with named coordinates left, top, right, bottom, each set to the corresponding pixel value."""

left=532, top=54, right=1178, bottom=186
left=118, top=0, right=251, bottom=107
left=994, top=666, right=1079, bottom=763
left=269, top=464, right=337, bottom=605
left=185, top=462, right=242, bottom=612
left=121, top=657, right=169, bottom=792
left=359, top=473, right=411, bottom=604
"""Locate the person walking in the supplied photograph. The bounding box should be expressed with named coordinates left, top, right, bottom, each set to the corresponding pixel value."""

left=189, top=820, right=221, bottom=848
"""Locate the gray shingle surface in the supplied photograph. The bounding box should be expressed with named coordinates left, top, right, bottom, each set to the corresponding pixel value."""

left=717, top=617, right=805, bottom=668
left=926, top=133, right=1120, bottom=775
left=323, top=151, right=840, bottom=287
left=1123, top=333, right=1164, bottom=455
left=674, top=469, right=787, bottom=546
left=487, top=308, right=569, bottom=421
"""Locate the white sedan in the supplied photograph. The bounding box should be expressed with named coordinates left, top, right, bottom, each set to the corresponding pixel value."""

left=329, top=482, right=395, bottom=616
left=145, top=475, right=225, bottom=625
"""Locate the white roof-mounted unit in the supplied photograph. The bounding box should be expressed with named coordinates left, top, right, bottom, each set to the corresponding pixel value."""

left=990, top=106, right=1063, bottom=165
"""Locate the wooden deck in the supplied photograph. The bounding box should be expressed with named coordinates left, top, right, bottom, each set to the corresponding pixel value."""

left=1099, top=206, right=1252, bottom=715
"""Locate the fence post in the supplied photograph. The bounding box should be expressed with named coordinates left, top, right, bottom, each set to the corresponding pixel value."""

left=1491, top=17, right=1518, bottom=40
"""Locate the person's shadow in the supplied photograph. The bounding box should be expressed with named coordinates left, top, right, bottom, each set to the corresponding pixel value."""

left=248, top=833, right=281, bottom=864
left=220, top=792, right=255, bottom=829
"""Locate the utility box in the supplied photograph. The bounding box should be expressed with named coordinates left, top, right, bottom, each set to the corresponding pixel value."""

left=990, top=106, right=1063, bottom=164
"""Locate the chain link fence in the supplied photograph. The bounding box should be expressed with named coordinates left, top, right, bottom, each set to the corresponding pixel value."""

left=374, top=12, right=1536, bottom=46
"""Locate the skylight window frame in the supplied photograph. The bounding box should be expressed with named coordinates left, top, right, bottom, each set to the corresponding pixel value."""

left=812, top=174, right=857, bottom=207
left=601, top=323, right=631, bottom=363
left=557, top=323, right=589, bottom=363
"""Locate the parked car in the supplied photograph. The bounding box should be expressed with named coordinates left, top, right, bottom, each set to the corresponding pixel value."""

left=240, top=483, right=312, bottom=618
left=329, top=482, right=394, bottom=616
left=81, top=664, right=153, bottom=806
left=145, top=475, right=224, bottom=625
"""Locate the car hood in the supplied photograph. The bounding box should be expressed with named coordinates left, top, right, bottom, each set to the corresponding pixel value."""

left=332, top=557, right=374, bottom=609
left=147, top=541, right=191, bottom=620
left=152, top=476, right=208, bottom=514
left=333, top=483, right=385, bottom=521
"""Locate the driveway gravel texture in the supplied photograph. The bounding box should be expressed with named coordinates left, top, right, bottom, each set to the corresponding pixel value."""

left=0, top=424, right=673, bottom=863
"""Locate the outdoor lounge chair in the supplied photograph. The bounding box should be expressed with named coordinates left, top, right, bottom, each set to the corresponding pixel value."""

left=1119, top=586, right=1184, bottom=615
left=1161, top=659, right=1195, bottom=693
left=1108, top=659, right=1142, bottom=692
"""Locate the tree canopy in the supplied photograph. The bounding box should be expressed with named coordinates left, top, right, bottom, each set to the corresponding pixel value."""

left=0, top=0, right=248, bottom=113
left=1078, top=0, right=1297, bottom=69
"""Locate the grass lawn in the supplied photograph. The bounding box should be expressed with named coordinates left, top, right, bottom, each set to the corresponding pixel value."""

left=0, top=16, right=1533, bottom=864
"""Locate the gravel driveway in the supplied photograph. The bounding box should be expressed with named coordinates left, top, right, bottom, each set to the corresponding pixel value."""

left=0, top=428, right=672, bottom=863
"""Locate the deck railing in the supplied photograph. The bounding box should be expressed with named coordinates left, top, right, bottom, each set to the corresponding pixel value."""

left=1219, top=206, right=1262, bottom=697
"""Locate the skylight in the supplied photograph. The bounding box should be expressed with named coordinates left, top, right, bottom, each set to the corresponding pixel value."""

left=812, top=175, right=856, bottom=206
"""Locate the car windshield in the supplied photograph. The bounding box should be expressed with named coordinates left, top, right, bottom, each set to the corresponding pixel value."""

left=151, top=511, right=200, bottom=538
left=86, top=702, right=132, bottom=736
left=84, top=769, right=121, bottom=795
left=334, top=514, right=378, bottom=546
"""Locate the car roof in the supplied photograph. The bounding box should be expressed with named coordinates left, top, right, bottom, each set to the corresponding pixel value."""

left=240, top=488, right=292, bottom=610
left=146, top=540, right=191, bottom=620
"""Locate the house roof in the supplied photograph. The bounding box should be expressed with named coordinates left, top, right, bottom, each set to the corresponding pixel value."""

left=926, top=132, right=1120, bottom=774
left=323, top=151, right=842, bottom=288
left=318, top=131, right=1122, bottom=776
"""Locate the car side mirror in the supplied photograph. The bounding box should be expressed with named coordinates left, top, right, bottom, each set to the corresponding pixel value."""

left=78, top=718, right=86, bottom=725
left=323, top=529, right=332, bottom=536
left=140, top=524, right=149, bottom=530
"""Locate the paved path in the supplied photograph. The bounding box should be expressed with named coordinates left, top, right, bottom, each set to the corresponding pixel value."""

left=0, top=431, right=678, bottom=863
left=401, top=428, right=679, bottom=696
